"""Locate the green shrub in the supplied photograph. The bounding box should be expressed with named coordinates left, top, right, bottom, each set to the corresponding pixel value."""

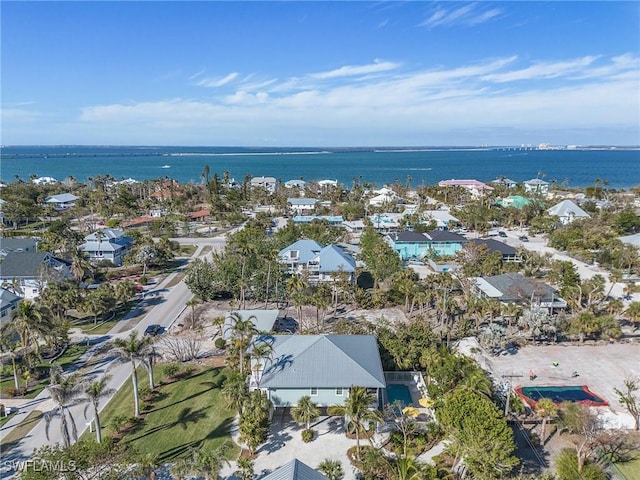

left=214, top=338, right=226, bottom=350
left=301, top=428, right=315, bottom=443
left=162, top=363, right=181, bottom=378
left=317, top=459, right=344, bottom=480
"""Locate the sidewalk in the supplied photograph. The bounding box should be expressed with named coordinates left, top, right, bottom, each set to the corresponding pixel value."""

left=0, top=245, right=204, bottom=446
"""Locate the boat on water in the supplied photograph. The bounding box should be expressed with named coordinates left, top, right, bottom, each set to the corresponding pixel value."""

left=161, top=165, right=171, bottom=169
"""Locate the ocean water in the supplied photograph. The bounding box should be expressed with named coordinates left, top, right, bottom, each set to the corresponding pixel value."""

left=1, top=145, right=638, bottom=189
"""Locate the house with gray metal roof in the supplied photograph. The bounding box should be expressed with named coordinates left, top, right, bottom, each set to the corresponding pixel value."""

left=0, top=251, right=72, bottom=299
left=261, top=459, right=327, bottom=480
left=78, top=228, right=133, bottom=266
left=221, top=310, right=279, bottom=340
left=523, top=178, right=550, bottom=195
left=472, top=272, right=566, bottom=313
left=250, top=334, right=386, bottom=407
left=278, top=241, right=356, bottom=284
left=287, top=197, right=319, bottom=214
left=547, top=199, right=590, bottom=225
left=0, top=238, right=38, bottom=258
left=44, top=193, right=79, bottom=210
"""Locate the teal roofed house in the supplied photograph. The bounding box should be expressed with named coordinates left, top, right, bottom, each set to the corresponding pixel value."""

left=249, top=334, right=386, bottom=408
left=497, top=195, right=535, bottom=209
left=386, top=230, right=466, bottom=260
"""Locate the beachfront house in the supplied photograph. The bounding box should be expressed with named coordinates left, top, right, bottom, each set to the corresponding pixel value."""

left=78, top=228, right=134, bottom=266
left=524, top=178, right=550, bottom=195
left=491, top=177, right=518, bottom=189
left=472, top=272, right=566, bottom=313
left=386, top=230, right=466, bottom=261
left=277, top=240, right=356, bottom=284
left=251, top=176, right=277, bottom=193
left=0, top=251, right=72, bottom=299
left=249, top=334, right=386, bottom=408
left=547, top=199, right=590, bottom=225
left=44, top=193, right=79, bottom=210
left=287, top=197, right=319, bottom=214
left=284, top=179, right=307, bottom=190
left=368, top=187, right=400, bottom=207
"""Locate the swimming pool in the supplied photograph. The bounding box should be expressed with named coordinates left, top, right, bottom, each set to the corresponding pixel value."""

left=386, top=384, right=413, bottom=407
left=516, top=385, right=608, bottom=407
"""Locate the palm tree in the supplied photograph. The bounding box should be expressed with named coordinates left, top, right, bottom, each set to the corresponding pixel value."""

left=224, top=312, right=258, bottom=374
left=114, top=331, right=153, bottom=417
left=291, top=395, right=320, bottom=431
left=45, top=365, right=85, bottom=448
left=625, top=301, right=640, bottom=331
left=221, top=372, right=248, bottom=413
left=9, top=300, right=52, bottom=369
left=0, top=336, right=21, bottom=391
left=328, top=386, right=383, bottom=460
left=83, top=375, right=114, bottom=443
left=536, top=397, right=558, bottom=444
left=189, top=443, right=231, bottom=480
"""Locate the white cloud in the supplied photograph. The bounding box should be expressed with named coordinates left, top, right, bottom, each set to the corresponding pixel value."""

left=309, top=59, right=400, bottom=79
left=195, top=72, right=240, bottom=88
left=421, top=3, right=503, bottom=28
left=57, top=53, right=640, bottom=145
left=482, top=56, right=599, bottom=83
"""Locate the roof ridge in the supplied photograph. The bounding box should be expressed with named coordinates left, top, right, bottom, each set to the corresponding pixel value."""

left=325, top=335, right=383, bottom=385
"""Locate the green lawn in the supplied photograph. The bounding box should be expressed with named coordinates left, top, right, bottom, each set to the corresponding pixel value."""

left=0, top=410, right=43, bottom=455
left=615, top=456, right=640, bottom=479
left=0, top=343, right=90, bottom=399
left=179, top=244, right=197, bottom=256
left=96, top=365, right=238, bottom=461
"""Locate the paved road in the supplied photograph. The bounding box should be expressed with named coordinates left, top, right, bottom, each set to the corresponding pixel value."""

left=0, top=236, right=227, bottom=475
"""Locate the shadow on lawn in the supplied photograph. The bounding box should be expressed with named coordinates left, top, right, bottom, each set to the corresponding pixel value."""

left=126, top=406, right=210, bottom=442
left=156, top=417, right=236, bottom=461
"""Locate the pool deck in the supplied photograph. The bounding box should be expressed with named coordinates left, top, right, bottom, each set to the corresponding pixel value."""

left=468, top=340, right=640, bottom=428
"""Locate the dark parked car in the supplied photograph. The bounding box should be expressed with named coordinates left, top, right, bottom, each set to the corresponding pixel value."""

left=144, top=324, right=164, bottom=336
left=498, top=231, right=507, bottom=237
left=519, top=235, right=529, bottom=242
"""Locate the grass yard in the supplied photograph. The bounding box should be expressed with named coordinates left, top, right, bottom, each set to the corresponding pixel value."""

left=179, top=244, right=197, bottom=256
left=1, top=343, right=90, bottom=399
left=96, top=365, right=238, bottom=461
left=615, top=454, right=640, bottom=479
left=0, top=410, right=43, bottom=454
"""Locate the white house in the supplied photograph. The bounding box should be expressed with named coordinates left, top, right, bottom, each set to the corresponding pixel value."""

left=0, top=251, right=72, bottom=299
left=250, top=176, right=277, bottom=193
left=547, top=199, right=590, bottom=225
left=32, top=176, right=58, bottom=185
left=368, top=187, right=400, bottom=207
left=287, top=197, right=319, bottom=214
left=45, top=193, right=79, bottom=210
left=79, top=228, right=134, bottom=266
left=284, top=179, right=307, bottom=189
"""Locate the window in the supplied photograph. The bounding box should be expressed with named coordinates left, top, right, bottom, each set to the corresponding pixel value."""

left=310, top=387, right=318, bottom=396
left=336, top=387, right=343, bottom=396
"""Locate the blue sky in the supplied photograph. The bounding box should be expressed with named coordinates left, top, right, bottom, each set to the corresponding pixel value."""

left=2, top=1, right=639, bottom=146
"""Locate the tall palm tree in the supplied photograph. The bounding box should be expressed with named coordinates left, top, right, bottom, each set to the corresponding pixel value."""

left=625, top=301, right=640, bottom=331
left=0, top=336, right=21, bottom=391
left=114, top=331, right=153, bottom=417
left=9, top=300, right=52, bottom=369
left=221, top=372, right=249, bottom=414
left=224, top=313, right=258, bottom=374
left=328, top=386, right=383, bottom=460
left=536, top=397, right=558, bottom=444
left=45, top=365, right=85, bottom=448
left=83, top=375, right=114, bottom=443
left=291, top=395, right=320, bottom=431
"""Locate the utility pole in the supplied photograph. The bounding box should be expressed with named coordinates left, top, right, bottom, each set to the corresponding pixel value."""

left=502, top=373, right=522, bottom=416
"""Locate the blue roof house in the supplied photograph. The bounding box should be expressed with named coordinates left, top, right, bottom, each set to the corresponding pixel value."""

left=278, top=240, right=356, bottom=284
left=386, top=230, right=466, bottom=260
left=249, top=334, right=386, bottom=408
